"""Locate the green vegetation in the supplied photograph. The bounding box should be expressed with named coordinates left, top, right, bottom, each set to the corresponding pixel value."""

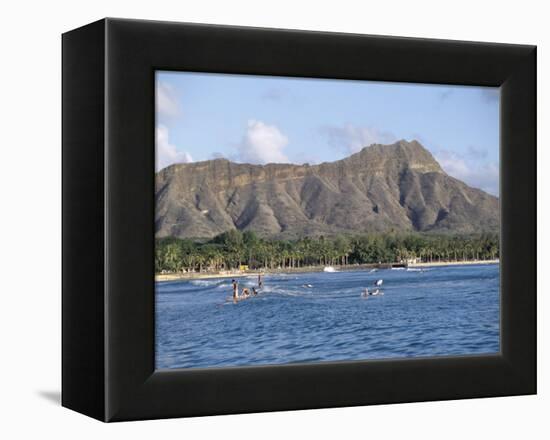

left=155, top=231, right=499, bottom=274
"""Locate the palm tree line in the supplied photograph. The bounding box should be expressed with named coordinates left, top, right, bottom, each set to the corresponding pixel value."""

left=155, top=230, right=499, bottom=274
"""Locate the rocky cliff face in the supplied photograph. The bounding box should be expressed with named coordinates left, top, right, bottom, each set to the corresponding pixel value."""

left=155, top=140, right=499, bottom=239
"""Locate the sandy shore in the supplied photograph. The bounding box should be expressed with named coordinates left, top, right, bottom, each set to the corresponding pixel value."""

left=156, top=271, right=255, bottom=282
left=155, top=260, right=499, bottom=282
left=407, top=259, right=499, bottom=268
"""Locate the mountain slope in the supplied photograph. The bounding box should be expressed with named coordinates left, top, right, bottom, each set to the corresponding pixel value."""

left=155, top=140, right=499, bottom=239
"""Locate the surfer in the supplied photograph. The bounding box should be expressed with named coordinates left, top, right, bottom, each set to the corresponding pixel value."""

left=258, top=273, right=263, bottom=289
left=363, top=288, right=383, bottom=297
left=252, top=287, right=258, bottom=296
left=232, top=279, right=238, bottom=302
left=242, top=287, right=250, bottom=298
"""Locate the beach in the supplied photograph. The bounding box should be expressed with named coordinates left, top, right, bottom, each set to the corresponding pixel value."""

left=155, top=259, right=499, bottom=282
left=407, top=259, right=499, bottom=268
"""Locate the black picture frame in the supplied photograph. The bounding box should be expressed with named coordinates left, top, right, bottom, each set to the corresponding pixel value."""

left=62, top=18, right=536, bottom=422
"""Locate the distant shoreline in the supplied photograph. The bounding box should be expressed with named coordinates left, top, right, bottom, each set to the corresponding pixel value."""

left=155, top=260, right=499, bottom=282
left=407, top=259, right=499, bottom=268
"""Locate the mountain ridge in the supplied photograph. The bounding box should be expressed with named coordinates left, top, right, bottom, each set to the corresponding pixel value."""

left=155, top=140, right=499, bottom=239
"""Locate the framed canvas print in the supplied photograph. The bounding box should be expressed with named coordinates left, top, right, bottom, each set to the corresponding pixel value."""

left=62, top=18, right=536, bottom=422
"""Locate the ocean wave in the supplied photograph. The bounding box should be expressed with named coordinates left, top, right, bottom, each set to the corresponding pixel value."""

left=190, top=279, right=222, bottom=287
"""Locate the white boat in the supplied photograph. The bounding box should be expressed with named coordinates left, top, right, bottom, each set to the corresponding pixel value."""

left=323, top=266, right=336, bottom=272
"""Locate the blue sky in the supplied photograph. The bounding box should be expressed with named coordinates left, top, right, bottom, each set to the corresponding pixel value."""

left=156, top=71, right=500, bottom=195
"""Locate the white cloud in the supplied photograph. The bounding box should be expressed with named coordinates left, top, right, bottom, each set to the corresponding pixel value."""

left=156, top=124, right=192, bottom=171
left=156, top=82, right=180, bottom=118
left=236, top=120, right=289, bottom=164
left=321, top=123, right=396, bottom=155
left=466, top=145, right=488, bottom=160
left=435, top=150, right=499, bottom=196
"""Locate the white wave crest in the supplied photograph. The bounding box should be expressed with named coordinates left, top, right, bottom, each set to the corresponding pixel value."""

left=190, top=279, right=221, bottom=287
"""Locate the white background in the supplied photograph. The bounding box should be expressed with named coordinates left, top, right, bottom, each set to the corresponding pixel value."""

left=1, top=0, right=547, bottom=437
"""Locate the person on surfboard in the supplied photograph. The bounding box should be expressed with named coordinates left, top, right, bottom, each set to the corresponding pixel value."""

left=232, top=279, right=238, bottom=302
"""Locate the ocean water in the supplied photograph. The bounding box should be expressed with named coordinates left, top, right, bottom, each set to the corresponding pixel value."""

left=155, top=264, right=500, bottom=370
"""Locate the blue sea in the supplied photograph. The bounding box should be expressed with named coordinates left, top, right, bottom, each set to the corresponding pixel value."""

left=155, top=264, right=500, bottom=370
